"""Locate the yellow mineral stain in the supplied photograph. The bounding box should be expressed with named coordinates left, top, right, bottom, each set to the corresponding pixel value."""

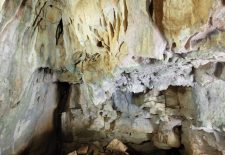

left=162, top=0, right=213, bottom=48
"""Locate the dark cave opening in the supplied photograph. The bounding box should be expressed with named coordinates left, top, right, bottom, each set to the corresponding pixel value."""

left=18, top=69, right=187, bottom=155
left=54, top=82, right=71, bottom=155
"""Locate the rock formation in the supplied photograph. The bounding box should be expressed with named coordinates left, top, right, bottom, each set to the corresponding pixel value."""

left=0, top=0, right=225, bottom=154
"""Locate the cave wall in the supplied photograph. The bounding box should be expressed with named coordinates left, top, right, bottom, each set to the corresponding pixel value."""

left=0, top=0, right=225, bottom=155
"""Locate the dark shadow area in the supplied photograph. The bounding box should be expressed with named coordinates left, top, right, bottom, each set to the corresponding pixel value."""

left=222, top=0, right=225, bottom=6
left=18, top=68, right=71, bottom=155
left=56, top=18, right=63, bottom=45
left=54, top=82, right=71, bottom=155
left=126, top=144, right=184, bottom=155
left=146, top=0, right=164, bottom=33
left=214, top=62, right=224, bottom=78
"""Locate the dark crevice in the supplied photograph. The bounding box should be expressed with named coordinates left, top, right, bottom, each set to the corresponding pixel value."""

left=32, top=1, right=47, bottom=27
left=222, top=0, right=225, bottom=6
left=37, top=67, right=53, bottom=74
left=56, top=18, right=63, bottom=45
left=20, top=0, right=27, bottom=9
left=31, top=2, right=47, bottom=36
left=123, top=0, right=128, bottom=32
left=171, top=42, right=176, bottom=51
left=54, top=82, right=71, bottom=155
left=209, top=16, right=213, bottom=26
left=214, top=62, right=224, bottom=78
left=149, top=0, right=154, bottom=19
left=18, top=68, right=71, bottom=155
left=147, top=0, right=164, bottom=33
left=173, top=125, right=182, bottom=145
left=97, top=40, right=103, bottom=48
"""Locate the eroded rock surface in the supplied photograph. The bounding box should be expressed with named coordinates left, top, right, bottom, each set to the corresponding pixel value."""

left=1, top=0, right=225, bottom=155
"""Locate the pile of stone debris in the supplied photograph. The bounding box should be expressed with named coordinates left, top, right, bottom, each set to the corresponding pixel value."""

left=67, top=139, right=182, bottom=155
left=68, top=139, right=129, bottom=155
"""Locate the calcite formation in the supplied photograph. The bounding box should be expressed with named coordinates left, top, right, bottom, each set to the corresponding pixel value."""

left=1, top=0, right=225, bottom=155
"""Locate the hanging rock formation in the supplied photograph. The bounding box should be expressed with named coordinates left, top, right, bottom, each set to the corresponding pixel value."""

left=1, top=0, right=225, bottom=155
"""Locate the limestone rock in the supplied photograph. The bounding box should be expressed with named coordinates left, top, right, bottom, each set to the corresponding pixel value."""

left=77, top=145, right=89, bottom=154
left=1, top=0, right=225, bottom=155
left=68, top=151, right=77, bottom=155
left=153, top=118, right=182, bottom=149
left=106, top=139, right=127, bottom=153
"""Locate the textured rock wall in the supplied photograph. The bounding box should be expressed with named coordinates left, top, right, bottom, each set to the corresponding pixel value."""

left=1, top=0, right=225, bottom=155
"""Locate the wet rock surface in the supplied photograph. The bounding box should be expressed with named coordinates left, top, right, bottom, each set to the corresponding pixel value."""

left=0, top=0, right=225, bottom=155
